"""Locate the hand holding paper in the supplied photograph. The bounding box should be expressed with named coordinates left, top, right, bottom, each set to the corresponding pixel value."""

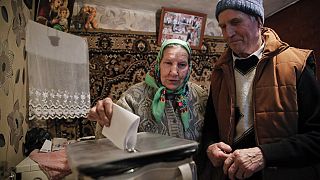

left=102, top=103, right=140, bottom=150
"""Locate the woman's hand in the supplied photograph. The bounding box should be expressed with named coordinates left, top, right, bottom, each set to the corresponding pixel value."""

left=87, top=97, right=113, bottom=126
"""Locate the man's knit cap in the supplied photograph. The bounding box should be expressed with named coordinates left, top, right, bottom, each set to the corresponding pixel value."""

left=215, top=0, right=264, bottom=23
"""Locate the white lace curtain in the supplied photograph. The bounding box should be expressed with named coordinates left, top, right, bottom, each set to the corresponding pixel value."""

left=26, top=20, right=90, bottom=120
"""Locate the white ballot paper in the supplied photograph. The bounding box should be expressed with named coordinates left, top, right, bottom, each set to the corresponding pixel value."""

left=102, top=103, right=140, bottom=150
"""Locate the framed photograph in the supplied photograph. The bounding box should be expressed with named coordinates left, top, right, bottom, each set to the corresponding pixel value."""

left=158, top=7, right=207, bottom=49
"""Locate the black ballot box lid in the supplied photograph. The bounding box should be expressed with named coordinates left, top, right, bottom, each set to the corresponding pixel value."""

left=66, top=132, right=199, bottom=178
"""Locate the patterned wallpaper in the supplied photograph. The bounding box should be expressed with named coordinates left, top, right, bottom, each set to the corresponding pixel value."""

left=0, top=0, right=30, bottom=178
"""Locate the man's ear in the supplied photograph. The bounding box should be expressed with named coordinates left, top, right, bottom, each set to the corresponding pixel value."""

left=256, top=17, right=263, bottom=28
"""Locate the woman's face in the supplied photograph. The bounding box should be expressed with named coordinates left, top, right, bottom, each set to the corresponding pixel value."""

left=159, top=46, right=189, bottom=90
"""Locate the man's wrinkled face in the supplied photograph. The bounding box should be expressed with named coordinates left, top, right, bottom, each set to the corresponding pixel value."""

left=218, top=9, right=261, bottom=57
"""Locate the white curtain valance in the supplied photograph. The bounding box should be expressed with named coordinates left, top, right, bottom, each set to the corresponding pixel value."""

left=26, top=20, right=90, bottom=120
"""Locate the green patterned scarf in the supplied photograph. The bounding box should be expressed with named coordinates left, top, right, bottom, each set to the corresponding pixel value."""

left=145, top=39, right=192, bottom=130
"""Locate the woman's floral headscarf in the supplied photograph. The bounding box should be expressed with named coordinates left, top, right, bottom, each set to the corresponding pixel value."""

left=145, top=39, right=192, bottom=130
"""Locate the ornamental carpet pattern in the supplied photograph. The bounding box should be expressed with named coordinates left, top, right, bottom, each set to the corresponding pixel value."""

left=27, top=30, right=227, bottom=140
left=78, top=30, right=227, bottom=105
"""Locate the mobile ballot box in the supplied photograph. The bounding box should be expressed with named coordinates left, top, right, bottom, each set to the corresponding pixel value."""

left=67, top=132, right=198, bottom=180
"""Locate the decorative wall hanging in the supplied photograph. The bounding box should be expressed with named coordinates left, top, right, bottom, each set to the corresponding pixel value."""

left=26, top=20, right=90, bottom=120
left=29, top=29, right=226, bottom=140
left=158, top=7, right=207, bottom=49
left=70, top=30, right=226, bottom=104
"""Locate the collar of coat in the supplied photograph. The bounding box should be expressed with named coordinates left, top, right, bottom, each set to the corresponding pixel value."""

left=213, top=27, right=290, bottom=70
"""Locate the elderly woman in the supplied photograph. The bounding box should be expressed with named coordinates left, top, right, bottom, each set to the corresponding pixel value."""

left=88, top=39, right=207, bottom=141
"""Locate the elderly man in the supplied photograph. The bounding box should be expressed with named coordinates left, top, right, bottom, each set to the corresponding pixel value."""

left=197, top=0, right=320, bottom=179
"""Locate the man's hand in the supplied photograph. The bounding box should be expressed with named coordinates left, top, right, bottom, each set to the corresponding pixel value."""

left=207, top=142, right=233, bottom=167
left=223, top=147, right=265, bottom=180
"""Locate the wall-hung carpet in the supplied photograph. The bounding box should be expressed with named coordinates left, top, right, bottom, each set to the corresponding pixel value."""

left=28, top=30, right=227, bottom=140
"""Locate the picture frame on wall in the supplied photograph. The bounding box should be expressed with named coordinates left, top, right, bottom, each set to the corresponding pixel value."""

left=35, top=0, right=75, bottom=32
left=158, top=7, right=207, bottom=49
